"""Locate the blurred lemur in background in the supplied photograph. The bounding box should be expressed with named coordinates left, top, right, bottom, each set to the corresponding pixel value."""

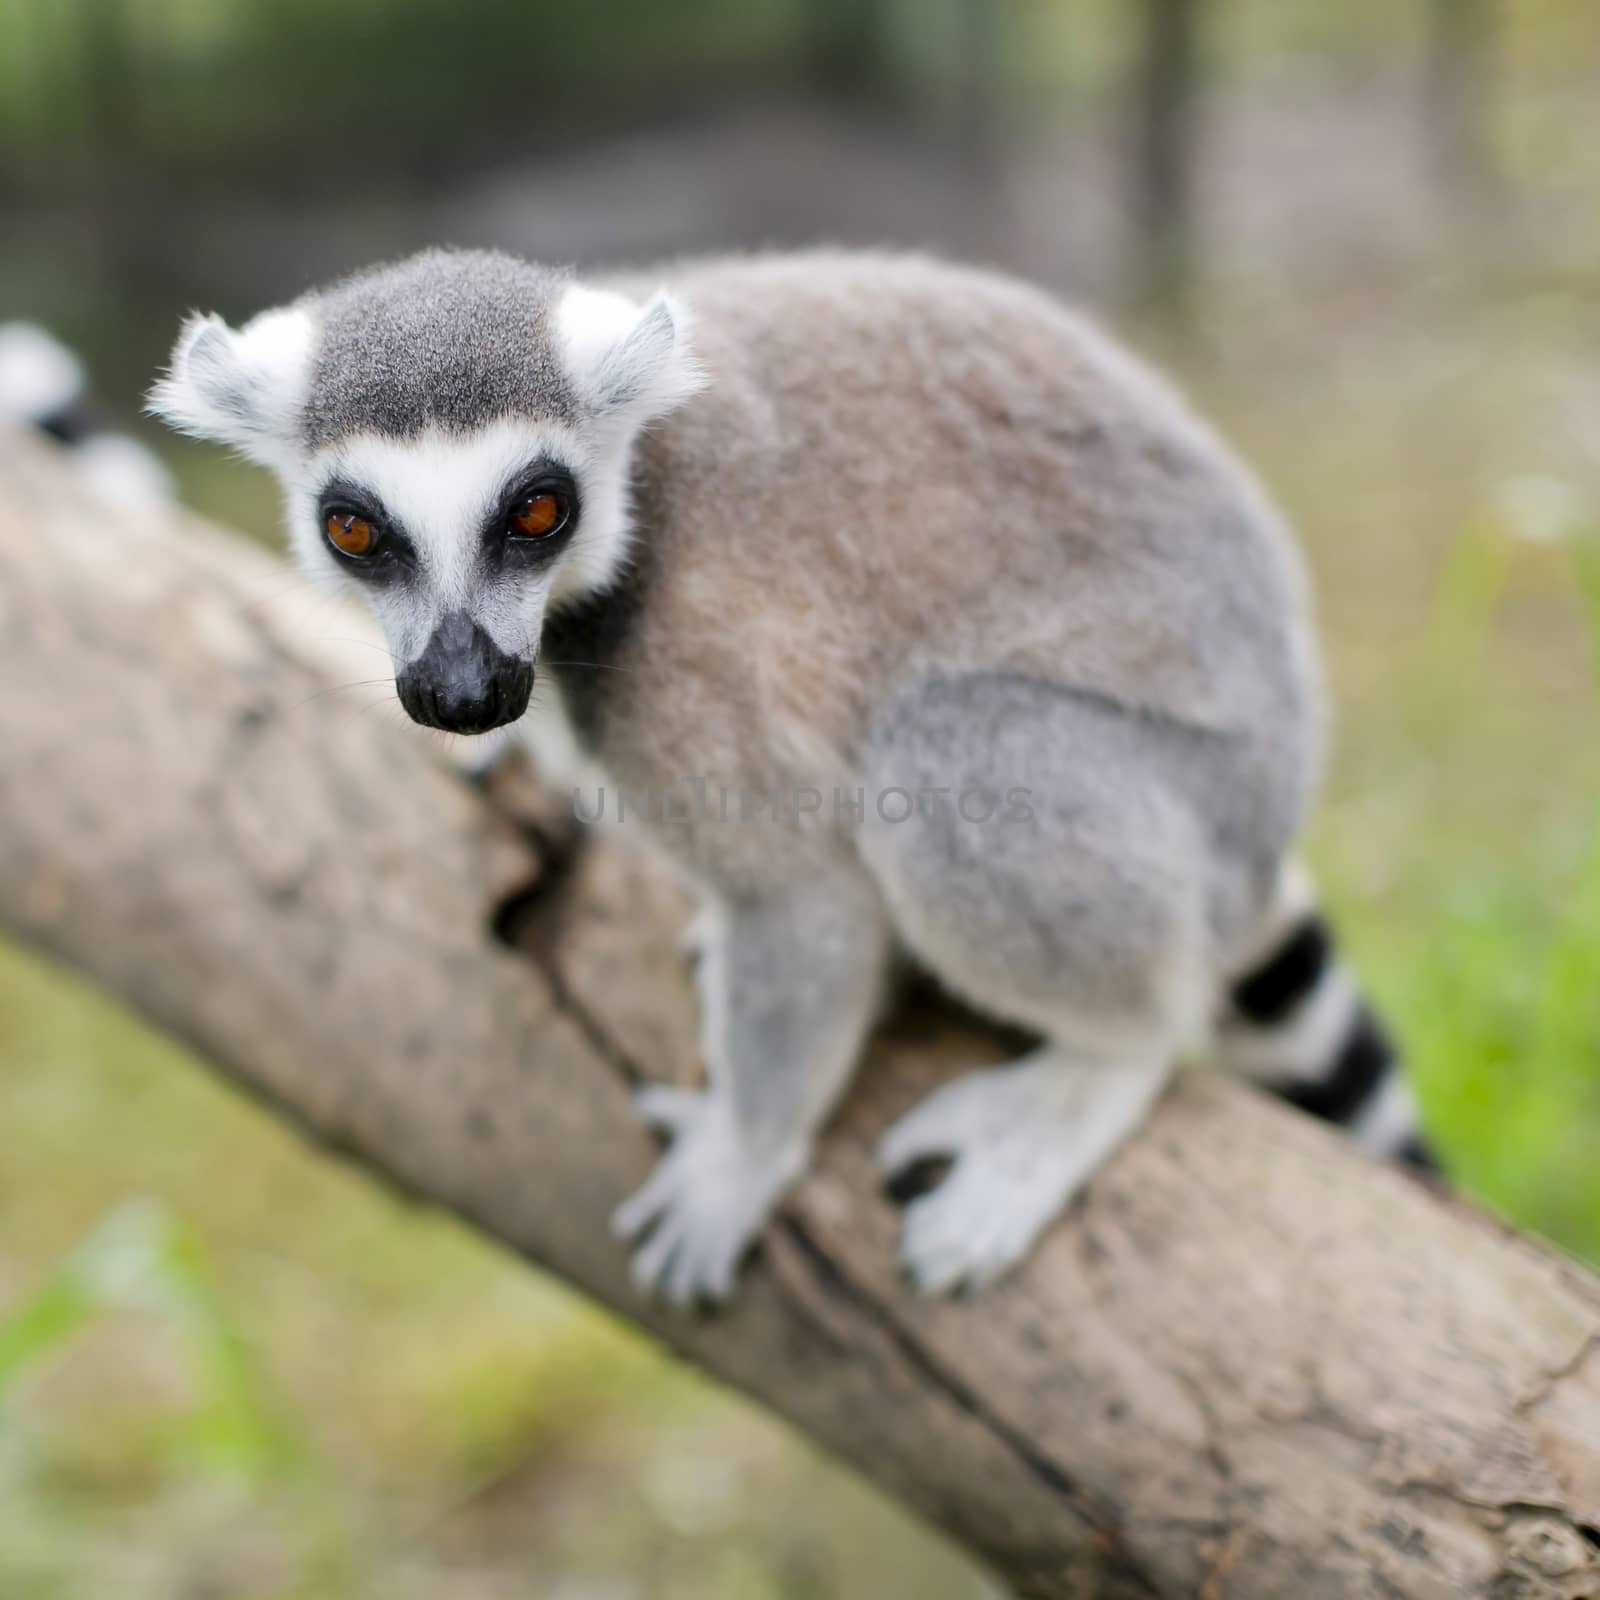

left=151, top=249, right=1435, bottom=1304
left=0, top=322, right=173, bottom=509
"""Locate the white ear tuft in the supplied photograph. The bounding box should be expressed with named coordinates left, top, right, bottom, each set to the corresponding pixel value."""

left=147, top=305, right=314, bottom=464
left=556, top=285, right=705, bottom=425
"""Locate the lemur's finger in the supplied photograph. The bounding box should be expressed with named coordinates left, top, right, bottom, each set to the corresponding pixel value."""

left=663, top=1231, right=709, bottom=1307
left=612, top=1158, right=678, bottom=1240
left=630, top=1220, right=685, bottom=1298
left=676, top=907, right=714, bottom=970
left=699, top=1245, right=738, bottom=1305
left=876, top=1086, right=969, bottom=1177
left=633, top=1083, right=702, bottom=1136
left=901, top=1238, right=973, bottom=1297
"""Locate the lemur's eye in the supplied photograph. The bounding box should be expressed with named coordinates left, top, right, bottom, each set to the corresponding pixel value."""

left=508, top=491, right=568, bottom=540
left=326, top=510, right=379, bottom=558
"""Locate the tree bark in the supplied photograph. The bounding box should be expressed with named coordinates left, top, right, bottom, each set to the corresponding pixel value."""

left=1, top=432, right=1597, bottom=1599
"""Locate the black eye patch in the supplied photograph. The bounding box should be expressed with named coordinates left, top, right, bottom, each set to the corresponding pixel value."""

left=479, top=459, right=581, bottom=574
left=316, top=477, right=417, bottom=582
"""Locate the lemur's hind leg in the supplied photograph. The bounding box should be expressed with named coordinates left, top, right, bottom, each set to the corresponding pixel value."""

left=860, top=671, right=1224, bottom=1294
left=614, top=866, right=893, bottom=1305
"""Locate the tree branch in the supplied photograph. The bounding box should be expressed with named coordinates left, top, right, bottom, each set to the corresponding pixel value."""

left=1, top=433, right=1597, bottom=1598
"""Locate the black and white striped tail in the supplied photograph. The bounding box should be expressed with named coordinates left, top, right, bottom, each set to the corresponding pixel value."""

left=0, top=321, right=173, bottom=508
left=1219, top=867, right=1439, bottom=1174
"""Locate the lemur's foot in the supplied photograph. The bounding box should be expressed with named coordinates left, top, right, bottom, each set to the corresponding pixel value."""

left=877, top=1052, right=1168, bottom=1296
left=613, top=1085, right=806, bottom=1306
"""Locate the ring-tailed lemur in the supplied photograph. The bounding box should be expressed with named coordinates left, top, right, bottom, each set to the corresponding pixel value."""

left=151, top=249, right=1435, bottom=1302
left=1, top=322, right=173, bottom=507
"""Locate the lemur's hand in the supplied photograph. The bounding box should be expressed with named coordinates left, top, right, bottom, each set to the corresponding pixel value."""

left=612, top=1086, right=807, bottom=1306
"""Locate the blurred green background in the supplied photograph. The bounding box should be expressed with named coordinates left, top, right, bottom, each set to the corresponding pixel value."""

left=2, top=1, right=1599, bottom=1595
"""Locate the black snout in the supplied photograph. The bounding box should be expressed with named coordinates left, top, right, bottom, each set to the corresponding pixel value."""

left=396, top=612, right=533, bottom=735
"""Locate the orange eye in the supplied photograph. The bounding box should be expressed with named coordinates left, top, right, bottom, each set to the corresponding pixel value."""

left=326, top=511, right=378, bottom=557
left=509, top=492, right=566, bottom=540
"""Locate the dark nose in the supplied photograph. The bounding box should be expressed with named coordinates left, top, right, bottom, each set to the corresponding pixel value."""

left=396, top=612, right=534, bottom=735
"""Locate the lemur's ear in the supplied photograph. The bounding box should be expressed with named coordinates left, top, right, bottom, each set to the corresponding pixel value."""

left=556, top=284, right=706, bottom=425
left=147, top=306, right=314, bottom=464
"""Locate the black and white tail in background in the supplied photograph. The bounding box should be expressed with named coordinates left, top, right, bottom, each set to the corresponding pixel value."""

left=0, top=321, right=173, bottom=508
left=1218, top=865, right=1438, bottom=1172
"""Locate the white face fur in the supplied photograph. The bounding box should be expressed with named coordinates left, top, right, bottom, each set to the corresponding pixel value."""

left=151, top=273, right=703, bottom=734
left=288, top=415, right=596, bottom=667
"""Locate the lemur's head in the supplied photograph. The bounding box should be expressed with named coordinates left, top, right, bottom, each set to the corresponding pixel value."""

left=150, top=249, right=702, bottom=734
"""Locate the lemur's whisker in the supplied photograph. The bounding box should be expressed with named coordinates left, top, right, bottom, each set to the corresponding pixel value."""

left=287, top=678, right=396, bottom=712
left=312, top=634, right=394, bottom=661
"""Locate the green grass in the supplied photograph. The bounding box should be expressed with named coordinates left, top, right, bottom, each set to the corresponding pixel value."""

left=1320, top=514, right=1600, bottom=1257
left=1183, top=281, right=1600, bottom=1266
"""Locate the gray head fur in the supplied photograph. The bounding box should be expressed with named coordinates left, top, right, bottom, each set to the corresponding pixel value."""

left=301, top=250, right=578, bottom=447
